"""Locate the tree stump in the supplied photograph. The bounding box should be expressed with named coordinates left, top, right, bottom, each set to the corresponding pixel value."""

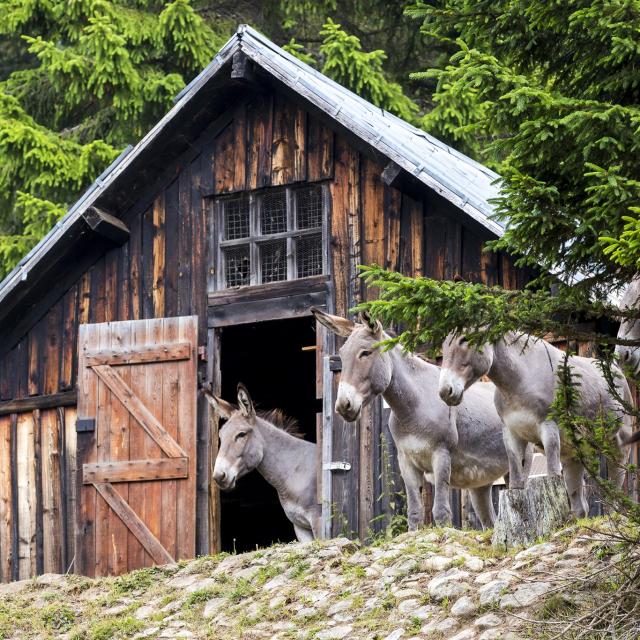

left=492, top=476, right=570, bottom=551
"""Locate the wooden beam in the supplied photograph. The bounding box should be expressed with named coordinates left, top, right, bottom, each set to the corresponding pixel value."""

left=84, top=343, right=192, bottom=367
left=381, top=161, right=403, bottom=187
left=83, top=458, right=188, bottom=484
left=93, top=482, right=174, bottom=565
left=231, top=51, right=256, bottom=82
left=82, top=207, right=130, bottom=245
left=0, top=391, right=77, bottom=416
left=91, top=365, right=187, bottom=458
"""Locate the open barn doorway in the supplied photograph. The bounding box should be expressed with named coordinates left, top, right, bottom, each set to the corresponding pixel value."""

left=217, top=316, right=320, bottom=553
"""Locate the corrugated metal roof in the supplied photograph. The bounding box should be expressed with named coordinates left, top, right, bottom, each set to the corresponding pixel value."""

left=0, top=25, right=504, bottom=306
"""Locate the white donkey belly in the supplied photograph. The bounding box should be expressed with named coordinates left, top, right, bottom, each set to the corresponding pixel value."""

left=397, top=433, right=435, bottom=474
left=503, top=409, right=542, bottom=445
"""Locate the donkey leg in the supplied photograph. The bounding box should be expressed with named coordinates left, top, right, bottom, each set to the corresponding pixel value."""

left=397, top=452, right=425, bottom=531
left=502, top=429, right=528, bottom=489
left=431, top=449, right=453, bottom=526
left=563, top=458, right=588, bottom=518
left=540, top=420, right=563, bottom=477
left=468, top=485, right=496, bottom=529
left=293, top=524, right=314, bottom=543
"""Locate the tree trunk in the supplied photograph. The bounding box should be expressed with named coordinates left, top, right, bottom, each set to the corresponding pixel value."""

left=492, top=476, right=570, bottom=551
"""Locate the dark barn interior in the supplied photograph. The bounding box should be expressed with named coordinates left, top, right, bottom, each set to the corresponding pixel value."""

left=218, top=317, right=320, bottom=552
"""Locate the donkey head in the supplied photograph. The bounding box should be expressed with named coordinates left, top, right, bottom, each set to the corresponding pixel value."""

left=311, top=308, right=392, bottom=422
left=615, top=277, right=640, bottom=374
left=438, top=332, right=494, bottom=406
left=204, top=384, right=264, bottom=491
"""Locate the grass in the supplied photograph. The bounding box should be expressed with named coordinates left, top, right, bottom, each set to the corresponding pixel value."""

left=72, top=616, right=144, bottom=640
left=40, top=604, right=76, bottom=631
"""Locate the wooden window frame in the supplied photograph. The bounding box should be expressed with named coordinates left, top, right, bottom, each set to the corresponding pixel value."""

left=214, top=183, right=330, bottom=290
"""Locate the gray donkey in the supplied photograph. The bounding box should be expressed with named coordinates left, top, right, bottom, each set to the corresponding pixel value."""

left=312, top=308, right=527, bottom=530
left=204, top=384, right=320, bottom=542
left=438, top=332, right=633, bottom=517
left=616, top=277, right=640, bottom=374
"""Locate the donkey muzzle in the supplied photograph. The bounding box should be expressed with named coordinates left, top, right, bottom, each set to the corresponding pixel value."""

left=335, top=382, right=362, bottom=422
left=438, top=369, right=464, bottom=406
left=213, top=462, right=236, bottom=491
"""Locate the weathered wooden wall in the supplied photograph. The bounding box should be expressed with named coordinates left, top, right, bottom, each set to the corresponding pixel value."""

left=0, top=83, right=527, bottom=578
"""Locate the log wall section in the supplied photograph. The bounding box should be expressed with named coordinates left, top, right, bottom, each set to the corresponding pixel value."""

left=0, top=86, right=526, bottom=578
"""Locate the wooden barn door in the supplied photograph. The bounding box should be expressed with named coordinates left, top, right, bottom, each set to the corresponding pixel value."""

left=76, top=317, right=197, bottom=577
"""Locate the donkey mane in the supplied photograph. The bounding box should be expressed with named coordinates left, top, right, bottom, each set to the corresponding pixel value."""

left=257, top=409, right=304, bottom=439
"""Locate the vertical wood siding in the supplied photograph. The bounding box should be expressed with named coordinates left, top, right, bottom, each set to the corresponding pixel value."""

left=0, top=87, right=528, bottom=577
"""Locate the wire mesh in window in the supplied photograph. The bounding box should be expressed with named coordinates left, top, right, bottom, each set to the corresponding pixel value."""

left=224, top=245, right=250, bottom=287
left=223, top=197, right=249, bottom=240
left=296, top=186, right=323, bottom=230
left=260, top=239, right=287, bottom=283
left=261, top=190, right=287, bottom=235
left=296, top=233, right=323, bottom=278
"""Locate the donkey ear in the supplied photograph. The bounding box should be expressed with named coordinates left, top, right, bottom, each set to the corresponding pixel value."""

left=237, top=383, right=256, bottom=420
left=360, top=311, right=384, bottom=340
left=202, top=389, right=235, bottom=420
left=311, top=307, right=355, bottom=338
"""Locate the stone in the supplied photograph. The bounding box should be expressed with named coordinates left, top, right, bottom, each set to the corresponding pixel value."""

left=203, top=597, right=227, bottom=619
left=451, top=595, right=477, bottom=617
left=421, top=556, right=453, bottom=572
left=296, top=606, right=317, bottom=618
left=412, top=605, right=436, bottom=621
left=235, top=565, right=262, bottom=581
left=383, top=558, right=419, bottom=579
left=500, top=582, right=551, bottom=609
left=514, top=542, right=557, bottom=561
left=450, top=630, right=476, bottom=640
left=134, top=605, right=155, bottom=620
left=269, top=595, right=286, bottom=609
left=427, top=568, right=470, bottom=601
left=213, top=554, right=245, bottom=575
left=421, top=617, right=458, bottom=634
left=36, top=573, right=67, bottom=586
left=264, top=574, right=288, bottom=591
left=133, top=627, right=160, bottom=639
left=315, top=624, right=353, bottom=640
left=327, top=600, right=352, bottom=616
left=479, top=630, right=506, bottom=640
left=393, top=588, right=422, bottom=599
left=384, top=629, right=405, bottom=640
left=475, top=613, right=502, bottom=628
left=478, top=580, right=510, bottom=607
left=464, top=556, right=484, bottom=572
left=492, top=477, right=570, bottom=550
left=167, top=574, right=198, bottom=589
left=185, top=577, right=217, bottom=593
left=397, top=598, right=419, bottom=614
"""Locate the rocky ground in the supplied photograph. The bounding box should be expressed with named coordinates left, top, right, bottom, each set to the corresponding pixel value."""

left=0, top=519, right=634, bottom=639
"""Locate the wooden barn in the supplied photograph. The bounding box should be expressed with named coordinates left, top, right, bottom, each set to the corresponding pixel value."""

left=0, top=25, right=528, bottom=582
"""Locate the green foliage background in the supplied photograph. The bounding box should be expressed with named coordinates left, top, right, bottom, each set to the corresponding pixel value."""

left=0, top=0, right=429, bottom=279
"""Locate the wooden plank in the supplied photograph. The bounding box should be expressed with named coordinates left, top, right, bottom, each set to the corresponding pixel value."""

left=461, top=227, right=483, bottom=282
left=127, top=320, right=147, bottom=569
left=84, top=343, right=191, bottom=367
left=481, top=246, right=500, bottom=286
left=346, top=146, right=361, bottom=309
left=107, top=321, right=130, bottom=576
left=161, top=319, right=180, bottom=561
left=93, top=482, right=173, bottom=566
left=361, top=157, right=385, bottom=299
left=152, top=194, right=166, bottom=317
left=246, top=93, right=273, bottom=190
left=141, top=205, right=154, bottom=320
left=399, top=194, right=423, bottom=277
left=41, top=409, right=63, bottom=573
left=60, top=286, right=78, bottom=391
left=94, top=322, right=112, bottom=577
left=91, top=364, right=186, bottom=459
left=178, top=167, right=192, bottom=317
left=207, top=327, right=221, bottom=554
left=271, top=94, right=295, bottom=186
left=232, top=104, right=247, bottom=191
left=63, top=406, right=77, bottom=572
left=83, top=458, right=188, bottom=484
left=164, top=178, right=180, bottom=317
left=330, top=138, right=351, bottom=316
left=307, top=117, right=334, bottom=181
left=27, top=323, right=40, bottom=397
left=10, top=414, right=18, bottom=581
left=33, top=410, right=44, bottom=575
left=116, top=227, right=131, bottom=321
left=176, top=317, right=197, bottom=561
left=77, top=271, right=91, bottom=326
left=128, top=213, right=142, bottom=320
left=16, top=412, right=36, bottom=579
left=0, top=391, right=77, bottom=416
left=0, top=416, right=12, bottom=582
left=82, top=207, right=130, bottom=245
left=359, top=402, right=375, bottom=538
left=142, top=318, right=164, bottom=566
left=385, top=185, right=402, bottom=272
left=104, top=250, right=118, bottom=323
left=191, top=153, right=208, bottom=347
left=424, top=216, right=447, bottom=280
left=411, top=198, right=424, bottom=277
left=214, top=123, right=235, bottom=194
left=293, top=107, right=306, bottom=182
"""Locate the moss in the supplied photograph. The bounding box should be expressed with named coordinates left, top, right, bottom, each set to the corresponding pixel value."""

left=111, top=567, right=160, bottom=595
left=78, top=616, right=143, bottom=640
left=289, top=560, right=310, bottom=579
left=227, top=578, right=255, bottom=602
left=184, top=585, right=223, bottom=607
left=41, top=603, right=76, bottom=631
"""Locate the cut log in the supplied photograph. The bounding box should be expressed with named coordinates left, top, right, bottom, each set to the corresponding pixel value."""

left=492, top=476, right=570, bottom=551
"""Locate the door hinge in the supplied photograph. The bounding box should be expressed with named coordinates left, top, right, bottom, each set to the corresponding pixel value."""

left=76, top=418, right=96, bottom=433
left=323, top=461, right=351, bottom=472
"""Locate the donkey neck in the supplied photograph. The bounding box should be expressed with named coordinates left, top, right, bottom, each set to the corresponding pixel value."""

left=255, top=418, right=312, bottom=498
left=489, top=333, right=556, bottom=396
left=383, top=346, right=436, bottom=420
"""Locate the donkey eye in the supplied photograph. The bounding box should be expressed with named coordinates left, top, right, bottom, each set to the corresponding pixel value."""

left=235, top=431, right=247, bottom=440
left=359, top=350, right=372, bottom=359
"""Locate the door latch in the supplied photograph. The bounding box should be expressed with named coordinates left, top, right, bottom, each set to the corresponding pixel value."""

left=323, top=461, right=351, bottom=471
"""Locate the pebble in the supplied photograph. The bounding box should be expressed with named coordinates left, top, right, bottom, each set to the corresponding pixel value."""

left=451, top=595, right=477, bottom=617
left=478, top=579, right=510, bottom=607
left=500, top=581, right=551, bottom=608
left=475, top=613, right=502, bottom=628
left=315, top=624, right=353, bottom=640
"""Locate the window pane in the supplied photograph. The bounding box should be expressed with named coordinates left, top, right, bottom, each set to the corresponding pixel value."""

left=224, top=245, right=250, bottom=287
left=261, top=190, right=287, bottom=235
left=223, top=197, right=249, bottom=240
left=260, top=239, right=287, bottom=283
left=297, top=234, right=323, bottom=278
left=296, top=186, right=323, bottom=230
